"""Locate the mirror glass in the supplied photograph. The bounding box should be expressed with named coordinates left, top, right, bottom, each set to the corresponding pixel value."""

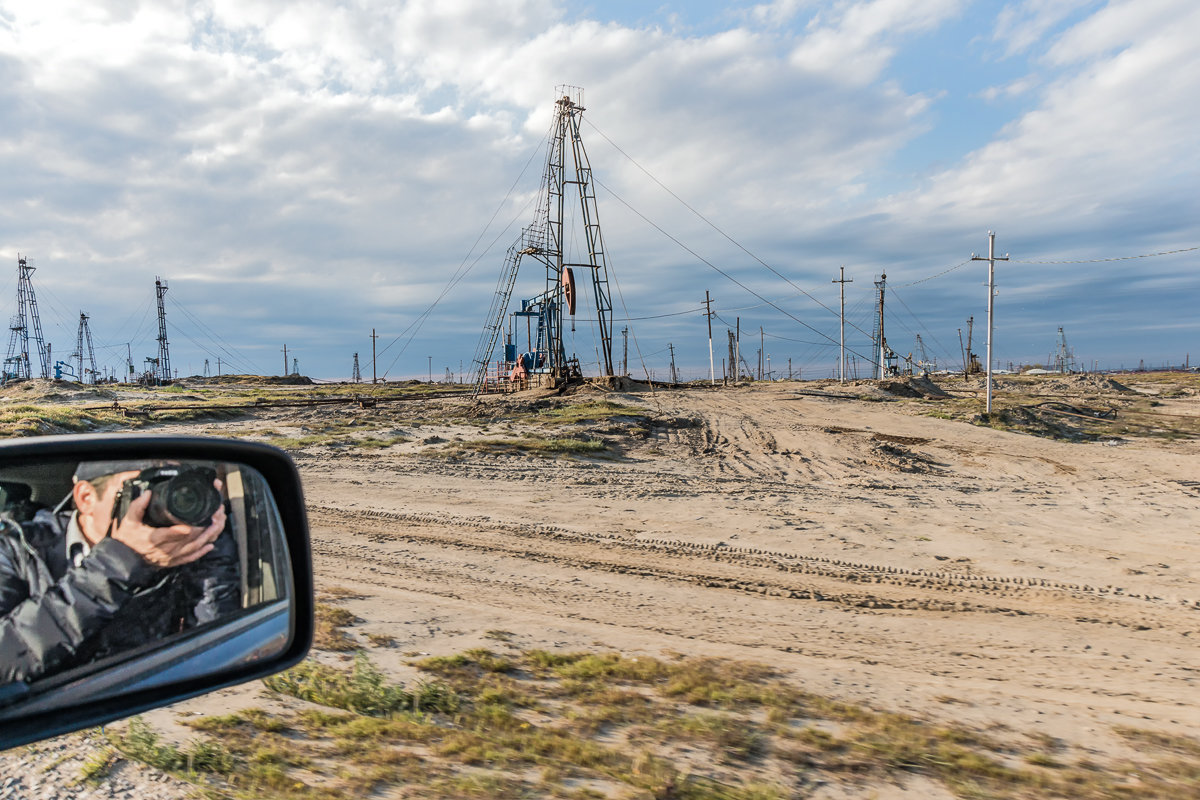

left=0, top=457, right=292, bottom=717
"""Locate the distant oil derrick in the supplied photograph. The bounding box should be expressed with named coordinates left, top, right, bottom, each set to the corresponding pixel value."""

left=3, top=255, right=50, bottom=382
left=154, top=277, right=172, bottom=384
left=352, top=353, right=362, bottom=383
left=72, top=312, right=98, bottom=384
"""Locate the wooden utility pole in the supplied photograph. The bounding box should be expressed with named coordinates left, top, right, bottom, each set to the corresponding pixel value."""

left=971, top=231, right=1009, bottom=415
left=370, top=329, right=378, bottom=384
left=282, top=344, right=288, bottom=377
left=704, top=291, right=715, bottom=386
left=833, top=266, right=852, bottom=382
left=735, top=317, right=741, bottom=381
left=621, top=327, right=629, bottom=377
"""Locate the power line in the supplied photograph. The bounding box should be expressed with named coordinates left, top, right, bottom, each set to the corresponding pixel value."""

left=378, top=126, right=552, bottom=377
left=1011, top=246, right=1198, bottom=264
left=592, top=175, right=879, bottom=364
left=896, top=260, right=971, bottom=287
left=585, top=119, right=878, bottom=341
left=616, top=306, right=705, bottom=321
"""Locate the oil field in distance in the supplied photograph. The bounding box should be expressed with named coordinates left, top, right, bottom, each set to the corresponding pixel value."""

left=0, top=367, right=1197, bottom=799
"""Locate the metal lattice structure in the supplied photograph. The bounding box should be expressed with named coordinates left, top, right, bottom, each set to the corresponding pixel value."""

left=472, top=87, right=616, bottom=392
left=4, top=255, right=50, bottom=382
left=352, top=353, right=362, bottom=383
left=154, top=278, right=172, bottom=383
left=74, top=312, right=98, bottom=384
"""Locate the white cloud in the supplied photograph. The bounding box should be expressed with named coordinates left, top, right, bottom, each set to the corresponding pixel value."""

left=789, top=0, right=963, bottom=84
left=880, top=0, right=1200, bottom=239
left=992, top=0, right=1099, bottom=58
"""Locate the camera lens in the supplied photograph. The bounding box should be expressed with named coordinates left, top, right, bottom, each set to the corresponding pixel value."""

left=162, top=473, right=222, bottom=526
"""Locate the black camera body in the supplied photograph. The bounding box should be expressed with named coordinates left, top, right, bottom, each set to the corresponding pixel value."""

left=113, top=465, right=221, bottom=529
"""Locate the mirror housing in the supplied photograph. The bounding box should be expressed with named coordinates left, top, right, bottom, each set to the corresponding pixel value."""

left=0, top=434, right=313, bottom=751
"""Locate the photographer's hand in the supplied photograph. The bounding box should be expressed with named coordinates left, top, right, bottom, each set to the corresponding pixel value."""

left=111, top=490, right=228, bottom=568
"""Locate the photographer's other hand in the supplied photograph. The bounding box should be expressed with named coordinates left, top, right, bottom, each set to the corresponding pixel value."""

left=112, top=491, right=227, bottom=568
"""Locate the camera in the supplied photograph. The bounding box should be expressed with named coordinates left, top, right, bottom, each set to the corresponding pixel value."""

left=113, top=465, right=222, bottom=529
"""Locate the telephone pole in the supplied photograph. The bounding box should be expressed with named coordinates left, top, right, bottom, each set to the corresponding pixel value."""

left=735, top=317, right=741, bottom=381
left=833, top=267, right=852, bottom=382
left=621, top=327, right=628, bottom=377
left=704, top=291, right=715, bottom=386
left=282, top=344, right=288, bottom=377
left=971, top=231, right=1009, bottom=415
left=370, top=329, right=378, bottom=384
left=668, top=343, right=677, bottom=384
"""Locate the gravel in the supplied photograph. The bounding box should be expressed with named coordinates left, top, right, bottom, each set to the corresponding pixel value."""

left=0, top=731, right=192, bottom=800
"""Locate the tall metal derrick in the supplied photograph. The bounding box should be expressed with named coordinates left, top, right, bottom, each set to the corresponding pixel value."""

left=74, top=312, right=98, bottom=384
left=473, top=87, right=615, bottom=391
left=3, top=255, right=50, bottom=382
left=154, top=277, right=171, bottom=384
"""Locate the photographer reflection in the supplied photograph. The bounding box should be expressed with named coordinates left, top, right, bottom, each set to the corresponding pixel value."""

left=0, top=461, right=239, bottom=684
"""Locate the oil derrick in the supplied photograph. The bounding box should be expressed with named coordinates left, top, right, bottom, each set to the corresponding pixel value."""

left=472, top=86, right=615, bottom=391
left=204, top=359, right=211, bottom=378
left=4, top=255, right=50, bottom=381
left=291, top=357, right=299, bottom=376
left=914, top=334, right=933, bottom=376
left=352, top=353, right=362, bottom=383
left=963, top=316, right=982, bottom=375
left=154, top=278, right=171, bottom=384
left=872, top=274, right=897, bottom=378
left=73, top=312, right=98, bottom=384
left=1053, top=327, right=1076, bottom=373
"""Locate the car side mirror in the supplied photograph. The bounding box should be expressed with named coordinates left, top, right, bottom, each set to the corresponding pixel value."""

left=0, top=434, right=313, bottom=751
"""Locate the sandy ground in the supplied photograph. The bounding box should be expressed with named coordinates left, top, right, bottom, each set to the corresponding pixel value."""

left=297, top=385, right=1200, bottom=750
left=2, top=377, right=1198, bottom=794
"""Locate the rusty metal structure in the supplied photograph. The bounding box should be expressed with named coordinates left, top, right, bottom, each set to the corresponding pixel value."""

left=473, top=87, right=615, bottom=393
left=3, top=255, right=50, bottom=382
left=73, top=312, right=98, bottom=384
left=154, top=277, right=172, bottom=383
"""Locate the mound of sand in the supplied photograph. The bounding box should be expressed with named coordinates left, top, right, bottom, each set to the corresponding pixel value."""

left=878, top=375, right=952, bottom=399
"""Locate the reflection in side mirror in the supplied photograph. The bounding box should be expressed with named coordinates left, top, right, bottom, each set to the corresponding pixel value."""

left=0, top=437, right=312, bottom=751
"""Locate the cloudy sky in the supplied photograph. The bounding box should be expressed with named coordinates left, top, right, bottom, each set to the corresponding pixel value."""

left=0, top=0, right=1196, bottom=381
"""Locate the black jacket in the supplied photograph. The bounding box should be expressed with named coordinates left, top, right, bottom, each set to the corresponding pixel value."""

left=0, top=509, right=240, bottom=684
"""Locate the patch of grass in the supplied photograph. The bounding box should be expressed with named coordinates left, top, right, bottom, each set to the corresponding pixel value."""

left=452, top=436, right=609, bottom=457
left=314, top=602, right=360, bottom=651
left=656, top=713, right=767, bottom=762
left=78, top=747, right=118, bottom=783
left=419, top=648, right=518, bottom=676
left=0, top=403, right=129, bottom=436
left=266, top=652, right=459, bottom=716
left=1114, top=726, right=1200, bottom=758
left=356, top=434, right=412, bottom=448
left=107, top=717, right=237, bottom=776
left=535, top=400, right=645, bottom=425
left=137, top=647, right=1200, bottom=800
left=366, top=632, right=396, bottom=647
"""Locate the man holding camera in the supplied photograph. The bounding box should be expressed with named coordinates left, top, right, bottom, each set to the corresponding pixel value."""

left=0, top=461, right=238, bottom=684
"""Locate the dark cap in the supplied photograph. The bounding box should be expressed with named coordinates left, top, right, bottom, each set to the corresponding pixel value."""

left=73, top=460, right=168, bottom=483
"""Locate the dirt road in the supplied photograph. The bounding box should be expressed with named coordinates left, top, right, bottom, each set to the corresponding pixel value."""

left=293, top=383, right=1199, bottom=760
